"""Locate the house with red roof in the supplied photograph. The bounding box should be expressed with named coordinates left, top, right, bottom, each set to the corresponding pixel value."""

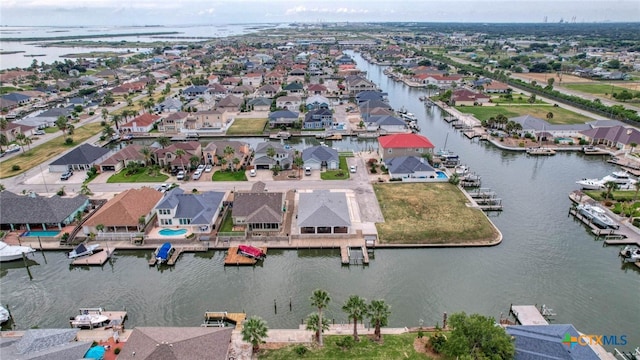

left=120, top=113, right=161, bottom=133
left=378, top=133, right=435, bottom=161
left=484, top=81, right=511, bottom=94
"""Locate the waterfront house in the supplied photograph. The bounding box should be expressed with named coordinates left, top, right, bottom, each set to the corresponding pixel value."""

left=253, top=142, right=293, bottom=170
left=0, top=191, right=89, bottom=232
left=367, top=115, right=407, bottom=133
left=268, top=109, right=300, bottom=128
left=510, top=115, right=591, bottom=138
left=0, top=328, right=92, bottom=359
left=83, top=187, right=162, bottom=235
left=154, top=141, right=202, bottom=170
left=120, top=113, right=161, bottom=133
left=378, top=133, right=435, bottom=161
left=356, top=90, right=385, bottom=104
left=116, top=327, right=233, bottom=360
left=386, top=156, right=438, bottom=181
left=192, top=110, right=226, bottom=129
left=216, top=95, right=243, bottom=112
left=248, top=97, right=272, bottom=111
left=98, top=144, right=147, bottom=172
left=421, top=74, right=463, bottom=88
left=203, top=140, right=251, bottom=168
left=505, top=324, right=600, bottom=360
left=155, top=188, right=225, bottom=233
left=345, top=75, right=377, bottom=95
left=49, top=143, right=110, bottom=173
left=276, top=95, right=302, bottom=110
left=297, top=190, right=351, bottom=235
left=158, top=111, right=190, bottom=133
left=305, top=95, right=331, bottom=111
left=302, top=145, right=339, bottom=170
left=451, top=88, right=491, bottom=106
left=232, top=191, right=285, bottom=233
left=303, top=109, right=333, bottom=129
left=154, top=97, right=183, bottom=113
left=580, top=125, right=640, bottom=151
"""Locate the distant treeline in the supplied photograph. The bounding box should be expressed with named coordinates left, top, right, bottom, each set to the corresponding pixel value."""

left=1, top=32, right=180, bottom=42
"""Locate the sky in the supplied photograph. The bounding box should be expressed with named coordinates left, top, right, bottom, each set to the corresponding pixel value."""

left=0, top=0, right=638, bottom=26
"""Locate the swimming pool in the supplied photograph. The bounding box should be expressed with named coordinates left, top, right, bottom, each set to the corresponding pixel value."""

left=436, top=171, right=448, bottom=179
left=158, top=228, right=188, bottom=236
left=22, top=230, right=60, bottom=237
left=556, top=137, right=574, bottom=144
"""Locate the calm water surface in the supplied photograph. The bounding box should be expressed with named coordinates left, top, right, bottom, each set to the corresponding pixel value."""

left=1, top=52, right=638, bottom=350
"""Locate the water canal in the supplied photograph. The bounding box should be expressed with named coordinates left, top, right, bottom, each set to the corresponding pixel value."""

left=1, top=52, right=638, bottom=350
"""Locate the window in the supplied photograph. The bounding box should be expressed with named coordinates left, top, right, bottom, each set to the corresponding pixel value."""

left=388, top=149, right=392, bottom=154
left=160, top=219, right=172, bottom=225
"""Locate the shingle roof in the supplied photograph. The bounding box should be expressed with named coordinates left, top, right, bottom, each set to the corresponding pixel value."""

left=378, top=134, right=435, bottom=149
left=99, top=145, right=146, bottom=166
left=50, top=144, right=110, bottom=166
left=155, top=189, right=224, bottom=225
left=269, top=110, right=299, bottom=119
left=369, top=115, right=405, bottom=126
left=1, top=93, right=30, bottom=102
left=85, top=188, right=162, bottom=227
left=298, top=190, right=351, bottom=228
left=302, top=145, right=339, bottom=163
left=0, top=191, right=88, bottom=224
left=117, top=327, right=233, bottom=360
left=0, top=328, right=92, bottom=360
left=506, top=324, right=600, bottom=360
left=386, top=156, right=435, bottom=175
left=233, top=192, right=284, bottom=223
left=580, top=125, right=640, bottom=145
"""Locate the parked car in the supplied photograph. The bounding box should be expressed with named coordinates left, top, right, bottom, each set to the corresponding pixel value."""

left=305, top=167, right=312, bottom=176
left=34, top=130, right=45, bottom=135
left=176, top=171, right=185, bottom=180
left=192, top=170, right=202, bottom=180
left=204, top=165, right=212, bottom=172
left=249, top=169, right=256, bottom=177
left=350, top=165, right=357, bottom=173
left=197, top=164, right=205, bottom=172
left=60, top=171, right=73, bottom=181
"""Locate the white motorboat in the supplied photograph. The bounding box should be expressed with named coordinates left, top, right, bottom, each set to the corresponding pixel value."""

left=454, top=165, right=469, bottom=176
left=620, top=246, right=640, bottom=262
left=577, top=171, right=637, bottom=190
left=0, top=306, right=10, bottom=324
left=69, top=308, right=110, bottom=329
left=576, top=204, right=619, bottom=229
left=67, top=243, right=100, bottom=259
left=0, top=241, right=36, bottom=262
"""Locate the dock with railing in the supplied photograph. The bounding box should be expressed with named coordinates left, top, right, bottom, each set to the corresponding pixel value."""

left=202, top=311, right=246, bottom=330
left=71, top=249, right=113, bottom=266
left=341, top=245, right=369, bottom=265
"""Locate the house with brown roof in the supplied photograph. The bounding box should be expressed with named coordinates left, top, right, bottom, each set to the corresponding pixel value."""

left=203, top=140, right=251, bottom=168
left=154, top=141, right=202, bottom=170
left=241, top=72, right=263, bottom=86
left=83, top=187, right=162, bottom=235
left=116, top=327, right=233, bottom=360
left=120, top=113, right=161, bottom=133
left=451, top=89, right=491, bottom=106
left=98, top=144, right=148, bottom=172
left=192, top=110, right=227, bottom=129
left=421, top=74, right=464, bottom=88
left=264, top=70, right=285, bottom=85
left=216, top=95, right=243, bottom=112
left=220, top=76, right=241, bottom=89
left=484, top=81, right=511, bottom=93
left=1, top=122, right=36, bottom=142
left=233, top=190, right=285, bottom=233
left=158, top=111, right=190, bottom=133
left=257, top=84, right=280, bottom=98
left=276, top=95, right=301, bottom=110
left=580, top=125, right=640, bottom=151
left=307, top=83, right=328, bottom=95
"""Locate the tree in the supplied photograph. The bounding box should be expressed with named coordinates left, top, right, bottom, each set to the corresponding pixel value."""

left=634, top=181, right=640, bottom=202
left=232, top=157, right=240, bottom=170
left=15, top=133, right=28, bottom=152
left=101, top=108, right=109, bottom=122
left=293, top=154, right=304, bottom=178
left=111, top=114, right=122, bottom=131
left=342, top=295, right=367, bottom=342
left=241, top=316, right=268, bottom=353
left=305, top=313, right=330, bottom=343
left=55, top=116, right=68, bottom=134
left=157, top=136, right=171, bottom=149
left=0, top=134, right=7, bottom=153
left=67, top=124, right=75, bottom=139
left=224, top=145, right=235, bottom=170
left=310, top=289, right=330, bottom=347
left=527, top=94, right=536, bottom=104
left=443, top=312, right=515, bottom=359
left=140, top=146, right=153, bottom=166
left=546, top=112, right=554, bottom=121
left=367, top=299, right=391, bottom=342
left=189, top=155, right=201, bottom=170
left=604, top=181, right=619, bottom=200
left=175, top=149, right=186, bottom=171
left=630, top=142, right=637, bottom=154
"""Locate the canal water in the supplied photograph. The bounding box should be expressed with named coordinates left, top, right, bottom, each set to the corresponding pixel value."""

left=1, top=52, right=639, bottom=350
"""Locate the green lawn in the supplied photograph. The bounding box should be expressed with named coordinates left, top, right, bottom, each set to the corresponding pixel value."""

left=489, top=94, right=545, bottom=105
left=259, top=333, right=433, bottom=360
left=455, top=105, right=591, bottom=124
left=564, top=83, right=634, bottom=97
left=226, top=118, right=268, bottom=135
left=44, top=127, right=60, bottom=134
left=212, top=170, right=247, bottom=181
left=106, top=169, right=168, bottom=183
left=320, top=156, right=349, bottom=180
left=219, top=210, right=235, bottom=232
left=374, top=183, right=499, bottom=244
left=0, top=86, right=20, bottom=95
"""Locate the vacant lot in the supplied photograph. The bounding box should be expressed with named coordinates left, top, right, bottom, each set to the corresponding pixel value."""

left=106, top=169, right=168, bottom=183
left=227, top=118, right=268, bottom=135
left=374, top=183, right=499, bottom=245
left=0, top=122, right=103, bottom=179
left=564, top=83, right=636, bottom=98
left=456, top=105, right=590, bottom=124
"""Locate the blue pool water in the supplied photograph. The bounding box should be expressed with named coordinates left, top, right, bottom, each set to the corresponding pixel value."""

left=158, top=228, right=188, bottom=236
left=436, top=171, right=448, bottom=179
left=22, top=230, right=60, bottom=237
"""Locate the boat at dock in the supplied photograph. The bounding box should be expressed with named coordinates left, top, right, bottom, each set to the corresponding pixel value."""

left=155, top=242, right=174, bottom=264
left=67, top=243, right=100, bottom=259
left=237, top=245, right=266, bottom=260
left=576, top=204, right=619, bottom=229
left=269, top=131, right=291, bottom=140
left=0, top=306, right=10, bottom=324
left=576, top=171, right=637, bottom=190
left=0, top=241, right=36, bottom=262
left=69, top=308, right=110, bottom=329
left=620, top=245, right=640, bottom=262
left=526, top=147, right=556, bottom=156
left=400, top=112, right=418, bottom=122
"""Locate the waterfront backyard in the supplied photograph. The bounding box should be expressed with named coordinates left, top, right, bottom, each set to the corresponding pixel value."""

left=455, top=104, right=591, bottom=124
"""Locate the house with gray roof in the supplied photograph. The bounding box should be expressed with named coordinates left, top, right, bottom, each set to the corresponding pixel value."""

left=233, top=191, right=285, bottom=233
left=0, top=191, right=89, bottom=232
left=1, top=92, right=31, bottom=105
left=116, top=327, right=233, bottom=360
left=366, top=115, right=407, bottom=133
left=302, top=145, right=339, bottom=170
left=0, top=328, right=92, bottom=360
left=386, top=156, right=438, bottom=181
left=268, top=110, right=299, bottom=128
left=356, top=90, right=385, bottom=104
left=49, top=143, right=111, bottom=172
left=19, top=107, right=73, bottom=129
left=248, top=97, right=273, bottom=111
left=253, top=142, right=293, bottom=170
left=154, top=97, right=183, bottom=113
left=154, top=188, right=225, bottom=233
left=505, top=324, right=600, bottom=360
left=297, top=190, right=351, bottom=235
left=305, top=95, right=331, bottom=111
left=509, top=115, right=591, bottom=138
left=580, top=125, right=640, bottom=151
left=304, top=109, right=333, bottom=129
left=182, top=85, right=210, bottom=99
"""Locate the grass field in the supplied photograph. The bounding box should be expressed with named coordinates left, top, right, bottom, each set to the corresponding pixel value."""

left=374, top=183, right=499, bottom=244
left=259, top=333, right=432, bottom=360
left=106, top=169, right=168, bottom=183
left=455, top=105, right=590, bottom=124
left=564, top=83, right=637, bottom=97
left=227, top=118, right=268, bottom=135
left=0, top=122, right=103, bottom=179
left=212, top=170, right=247, bottom=181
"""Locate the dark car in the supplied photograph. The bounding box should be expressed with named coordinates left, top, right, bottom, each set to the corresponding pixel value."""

left=60, top=171, right=73, bottom=181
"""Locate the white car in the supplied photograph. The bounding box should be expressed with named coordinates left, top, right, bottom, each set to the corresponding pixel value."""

left=176, top=171, right=185, bottom=180
left=204, top=165, right=212, bottom=172
left=350, top=165, right=357, bottom=173
left=192, top=170, right=202, bottom=180
left=197, top=164, right=205, bottom=172
left=249, top=169, right=256, bottom=177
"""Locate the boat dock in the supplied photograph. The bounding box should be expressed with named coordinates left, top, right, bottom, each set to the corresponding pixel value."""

left=71, top=249, right=113, bottom=266
left=202, top=311, right=246, bottom=330
left=224, top=246, right=267, bottom=266
left=148, top=245, right=208, bottom=266
left=568, top=207, right=626, bottom=238
left=72, top=308, right=128, bottom=330
left=509, top=305, right=549, bottom=325
left=467, top=188, right=503, bottom=211
left=341, top=245, right=370, bottom=265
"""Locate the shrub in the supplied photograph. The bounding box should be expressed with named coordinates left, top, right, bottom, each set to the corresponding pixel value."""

left=518, top=142, right=525, bottom=147
left=370, top=168, right=377, bottom=174
left=429, top=332, right=447, bottom=354
left=335, top=336, right=355, bottom=350
left=65, top=137, right=73, bottom=145
left=367, top=158, right=378, bottom=165
left=114, top=348, right=121, bottom=355
left=417, top=330, right=424, bottom=338
left=293, top=345, right=308, bottom=355
left=61, top=232, right=70, bottom=242
left=524, top=133, right=533, bottom=139
left=11, top=164, right=21, bottom=171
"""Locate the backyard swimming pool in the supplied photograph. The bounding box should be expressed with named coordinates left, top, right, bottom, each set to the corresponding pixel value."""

left=158, top=228, right=188, bottom=236
left=21, top=230, right=61, bottom=237
left=436, top=171, right=448, bottom=179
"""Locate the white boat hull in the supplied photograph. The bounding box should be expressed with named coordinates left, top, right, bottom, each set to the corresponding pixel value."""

left=0, top=241, right=36, bottom=263
left=576, top=179, right=603, bottom=190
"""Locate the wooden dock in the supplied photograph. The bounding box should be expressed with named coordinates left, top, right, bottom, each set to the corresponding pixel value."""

left=71, top=249, right=113, bottom=266
left=224, top=247, right=267, bottom=266
left=149, top=245, right=208, bottom=266
left=340, top=245, right=369, bottom=265
left=510, top=305, right=549, bottom=325
left=72, top=308, right=127, bottom=331
left=203, top=311, right=246, bottom=330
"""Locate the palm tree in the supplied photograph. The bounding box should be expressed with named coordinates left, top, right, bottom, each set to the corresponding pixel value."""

left=157, top=136, right=171, bottom=149
left=140, top=146, right=153, bottom=166
left=604, top=181, right=619, bottom=200
left=175, top=149, right=186, bottom=171
left=294, top=154, right=304, bottom=178
left=0, top=133, right=8, bottom=153
left=101, top=108, right=109, bottom=122
left=367, top=300, right=391, bottom=342
left=67, top=124, right=75, bottom=139
left=232, top=157, right=240, bottom=171
left=189, top=155, right=201, bottom=170
left=15, top=133, right=27, bottom=152
left=342, top=295, right=367, bottom=342
left=224, top=145, right=235, bottom=170
left=111, top=114, right=122, bottom=132
left=305, top=313, right=330, bottom=343
left=241, top=316, right=268, bottom=353
left=310, top=289, right=330, bottom=347
left=21, top=135, right=33, bottom=151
